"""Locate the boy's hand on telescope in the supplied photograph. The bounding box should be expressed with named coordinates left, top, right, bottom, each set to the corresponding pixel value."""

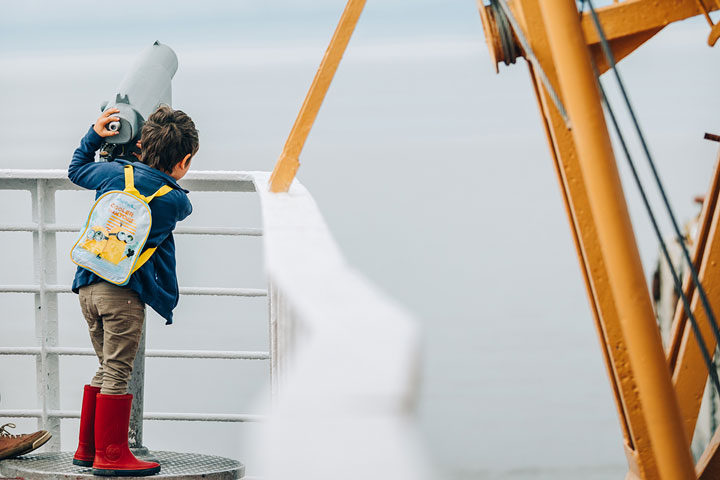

left=93, top=108, right=121, bottom=138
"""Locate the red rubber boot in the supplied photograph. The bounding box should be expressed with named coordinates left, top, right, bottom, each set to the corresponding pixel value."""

left=92, top=394, right=160, bottom=477
left=73, top=385, right=101, bottom=467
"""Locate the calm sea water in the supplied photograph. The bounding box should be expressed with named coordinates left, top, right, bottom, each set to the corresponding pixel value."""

left=1, top=4, right=718, bottom=478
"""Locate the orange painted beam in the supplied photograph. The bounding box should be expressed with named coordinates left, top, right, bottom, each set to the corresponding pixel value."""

left=581, top=0, right=720, bottom=73
left=528, top=65, right=651, bottom=477
left=479, top=0, right=714, bottom=76
left=268, top=0, right=366, bottom=193
left=512, top=0, right=660, bottom=476
left=698, top=427, right=720, bottom=478
left=667, top=157, right=720, bottom=440
left=668, top=157, right=720, bottom=369
left=580, top=0, right=718, bottom=45
left=590, top=28, right=662, bottom=75
left=539, top=0, right=696, bottom=477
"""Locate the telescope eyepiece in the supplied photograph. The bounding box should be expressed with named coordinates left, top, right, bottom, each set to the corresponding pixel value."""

left=107, top=121, right=121, bottom=132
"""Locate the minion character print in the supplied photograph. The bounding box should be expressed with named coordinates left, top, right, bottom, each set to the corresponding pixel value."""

left=80, top=226, right=109, bottom=257
left=102, top=223, right=136, bottom=265
left=80, top=206, right=139, bottom=265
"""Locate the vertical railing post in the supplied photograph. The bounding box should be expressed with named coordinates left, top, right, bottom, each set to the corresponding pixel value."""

left=539, top=1, right=696, bottom=478
left=269, top=280, right=289, bottom=400
left=268, top=284, right=295, bottom=400
left=128, top=318, right=147, bottom=454
left=269, top=281, right=279, bottom=401
left=32, top=179, right=60, bottom=451
left=269, top=279, right=294, bottom=401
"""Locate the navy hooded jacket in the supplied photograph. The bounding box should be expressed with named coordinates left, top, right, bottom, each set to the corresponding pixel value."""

left=68, top=127, right=192, bottom=324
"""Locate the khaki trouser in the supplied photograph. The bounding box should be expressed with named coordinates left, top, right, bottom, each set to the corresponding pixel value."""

left=78, top=282, right=145, bottom=395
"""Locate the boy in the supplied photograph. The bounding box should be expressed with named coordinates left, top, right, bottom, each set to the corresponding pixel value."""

left=68, top=105, right=198, bottom=476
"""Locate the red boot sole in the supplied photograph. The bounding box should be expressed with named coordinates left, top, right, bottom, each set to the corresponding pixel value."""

left=72, top=458, right=93, bottom=467
left=93, top=465, right=161, bottom=477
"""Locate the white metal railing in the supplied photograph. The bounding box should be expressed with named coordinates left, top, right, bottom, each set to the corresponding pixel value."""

left=0, top=285, right=267, bottom=296
left=1, top=224, right=263, bottom=236
left=0, top=169, right=269, bottom=452
left=0, top=347, right=269, bottom=360
left=0, top=169, right=426, bottom=478
left=0, top=409, right=264, bottom=423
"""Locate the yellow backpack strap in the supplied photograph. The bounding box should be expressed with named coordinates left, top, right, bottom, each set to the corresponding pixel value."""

left=124, top=166, right=174, bottom=274
left=123, top=165, right=141, bottom=197
left=125, top=164, right=173, bottom=203
left=144, top=185, right=173, bottom=203
left=131, top=247, right=156, bottom=274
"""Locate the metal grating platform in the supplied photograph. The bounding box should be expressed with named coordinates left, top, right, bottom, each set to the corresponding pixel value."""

left=0, top=451, right=244, bottom=480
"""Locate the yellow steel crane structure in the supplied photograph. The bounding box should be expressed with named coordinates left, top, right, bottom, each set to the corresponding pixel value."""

left=268, top=0, right=720, bottom=478
left=475, top=1, right=720, bottom=478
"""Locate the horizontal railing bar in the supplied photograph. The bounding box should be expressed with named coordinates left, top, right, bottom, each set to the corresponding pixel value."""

left=175, top=226, right=263, bottom=236
left=0, top=169, right=258, bottom=193
left=0, top=410, right=47, bottom=418
left=0, top=285, right=51, bottom=293
left=143, top=412, right=265, bottom=422
left=0, top=410, right=264, bottom=422
left=179, top=287, right=267, bottom=297
left=0, top=223, right=38, bottom=232
left=0, top=347, right=269, bottom=360
left=0, top=224, right=263, bottom=236
left=0, top=169, right=258, bottom=182
left=146, top=349, right=269, bottom=359
left=0, top=285, right=267, bottom=297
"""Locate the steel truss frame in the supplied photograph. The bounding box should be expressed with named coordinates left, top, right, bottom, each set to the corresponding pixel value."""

left=478, top=0, right=720, bottom=478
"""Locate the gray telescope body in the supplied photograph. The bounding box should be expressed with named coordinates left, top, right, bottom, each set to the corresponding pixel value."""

left=103, top=41, right=178, bottom=145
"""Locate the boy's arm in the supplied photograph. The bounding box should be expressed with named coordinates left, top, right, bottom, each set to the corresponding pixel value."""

left=68, top=109, right=121, bottom=189
left=146, top=192, right=193, bottom=247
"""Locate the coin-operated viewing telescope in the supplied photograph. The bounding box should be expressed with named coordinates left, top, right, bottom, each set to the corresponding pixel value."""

left=99, top=41, right=178, bottom=161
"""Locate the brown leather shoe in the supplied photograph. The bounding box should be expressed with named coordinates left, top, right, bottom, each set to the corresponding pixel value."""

left=0, top=423, right=52, bottom=460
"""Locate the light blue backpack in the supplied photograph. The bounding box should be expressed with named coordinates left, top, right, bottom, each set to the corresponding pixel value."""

left=70, top=165, right=172, bottom=285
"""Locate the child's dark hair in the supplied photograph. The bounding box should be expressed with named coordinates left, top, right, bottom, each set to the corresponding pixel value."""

left=140, top=105, right=199, bottom=173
